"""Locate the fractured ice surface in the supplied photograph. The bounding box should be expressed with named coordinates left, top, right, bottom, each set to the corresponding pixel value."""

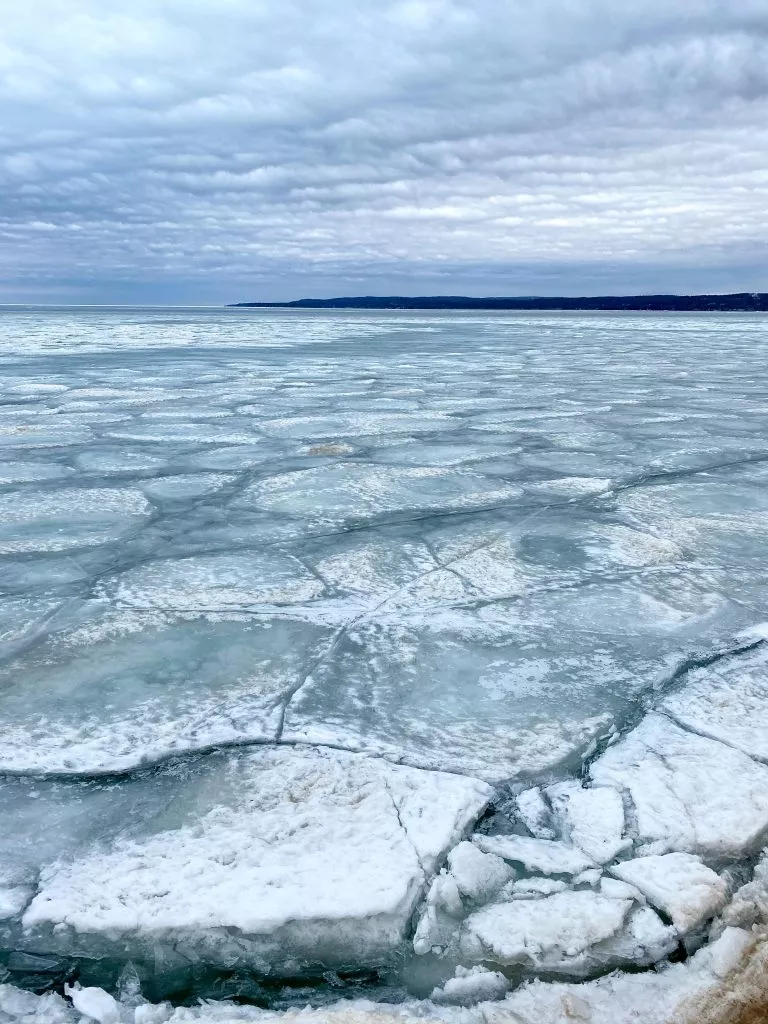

left=244, top=464, right=523, bottom=524
left=609, top=853, right=727, bottom=932
left=0, top=607, right=333, bottom=773
left=18, top=747, right=491, bottom=974
left=660, top=641, right=768, bottom=761
left=461, top=891, right=631, bottom=970
left=4, top=308, right=768, bottom=1005
left=280, top=609, right=622, bottom=781
left=590, top=713, right=768, bottom=858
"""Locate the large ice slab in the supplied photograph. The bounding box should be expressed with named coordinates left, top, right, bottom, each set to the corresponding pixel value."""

left=0, top=488, right=149, bottom=553
left=660, top=641, right=768, bottom=762
left=16, top=747, right=491, bottom=977
left=241, top=464, right=523, bottom=524
left=545, top=781, right=628, bottom=864
left=609, top=853, right=727, bottom=932
left=461, top=891, right=632, bottom=970
left=0, top=605, right=334, bottom=774
left=590, top=712, right=768, bottom=858
left=99, top=552, right=325, bottom=612
left=281, top=602, right=662, bottom=782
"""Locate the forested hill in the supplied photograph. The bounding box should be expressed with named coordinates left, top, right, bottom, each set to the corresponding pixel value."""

left=231, top=293, right=768, bottom=311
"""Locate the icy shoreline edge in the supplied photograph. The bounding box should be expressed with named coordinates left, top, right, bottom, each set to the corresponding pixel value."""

left=4, top=627, right=768, bottom=1022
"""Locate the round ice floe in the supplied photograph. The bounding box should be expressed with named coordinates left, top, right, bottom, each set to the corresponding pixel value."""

left=75, top=450, right=168, bottom=474
left=243, top=464, right=523, bottom=522
left=0, top=608, right=335, bottom=774
left=0, top=422, right=92, bottom=448
left=0, top=462, right=73, bottom=484
left=0, top=488, right=150, bottom=554
left=100, top=552, right=324, bottom=611
left=139, top=474, right=233, bottom=501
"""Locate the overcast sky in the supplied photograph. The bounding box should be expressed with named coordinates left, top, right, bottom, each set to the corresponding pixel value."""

left=2, top=0, right=767, bottom=303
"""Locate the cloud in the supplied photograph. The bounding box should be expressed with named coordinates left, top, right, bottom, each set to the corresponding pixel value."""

left=1, top=0, right=767, bottom=301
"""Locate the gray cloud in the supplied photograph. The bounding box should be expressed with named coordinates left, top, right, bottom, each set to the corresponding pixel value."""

left=1, top=0, right=767, bottom=302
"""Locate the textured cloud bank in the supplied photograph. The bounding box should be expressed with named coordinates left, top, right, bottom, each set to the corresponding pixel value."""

left=1, top=0, right=768, bottom=301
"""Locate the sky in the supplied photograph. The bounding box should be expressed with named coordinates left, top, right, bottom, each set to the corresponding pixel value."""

left=1, top=0, right=768, bottom=304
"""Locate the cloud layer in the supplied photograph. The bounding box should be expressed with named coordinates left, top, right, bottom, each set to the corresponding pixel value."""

left=2, top=0, right=768, bottom=301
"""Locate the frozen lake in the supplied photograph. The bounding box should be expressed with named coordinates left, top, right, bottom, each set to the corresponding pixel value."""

left=1, top=306, right=768, bottom=1006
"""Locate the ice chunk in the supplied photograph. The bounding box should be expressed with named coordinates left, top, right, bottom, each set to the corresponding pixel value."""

left=574, top=868, right=602, bottom=886
left=660, top=642, right=768, bottom=762
left=546, top=781, right=628, bottom=864
left=461, top=891, right=631, bottom=969
left=609, top=854, right=727, bottom=932
left=0, top=487, right=149, bottom=553
left=515, top=788, right=555, bottom=840
left=430, top=965, right=510, bottom=1005
left=21, top=747, right=492, bottom=974
left=590, top=905, right=678, bottom=968
left=412, top=871, right=465, bottom=954
left=709, top=926, right=752, bottom=978
left=600, top=877, right=645, bottom=903
left=447, top=842, right=512, bottom=902
left=64, top=986, right=119, bottom=1024
left=412, top=904, right=460, bottom=956
left=510, top=877, right=568, bottom=898
left=544, top=904, right=679, bottom=977
left=425, top=873, right=465, bottom=917
left=473, top=835, right=594, bottom=876
left=718, top=851, right=768, bottom=932
left=590, top=713, right=768, bottom=858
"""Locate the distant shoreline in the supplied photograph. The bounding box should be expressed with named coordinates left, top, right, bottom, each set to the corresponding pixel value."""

left=231, top=292, right=767, bottom=311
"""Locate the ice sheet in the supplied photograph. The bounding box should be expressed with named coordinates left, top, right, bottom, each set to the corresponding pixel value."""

left=4, top=308, right=768, bottom=1007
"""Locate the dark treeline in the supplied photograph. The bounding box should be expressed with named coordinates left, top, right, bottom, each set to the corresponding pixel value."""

left=232, top=293, right=768, bottom=311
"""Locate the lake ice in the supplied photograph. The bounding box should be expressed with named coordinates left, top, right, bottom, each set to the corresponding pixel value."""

left=2, top=306, right=768, bottom=1010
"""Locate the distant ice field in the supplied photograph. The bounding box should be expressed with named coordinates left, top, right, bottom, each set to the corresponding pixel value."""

left=2, top=306, right=768, bottom=1003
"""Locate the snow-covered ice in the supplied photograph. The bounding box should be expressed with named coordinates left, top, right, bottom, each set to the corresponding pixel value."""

left=545, top=780, right=628, bottom=863
left=17, top=747, right=491, bottom=974
left=590, top=712, right=768, bottom=858
left=660, top=642, right=768, bottom=761
left=472, top=835, right=595, bottom=876
left=460, top=891, right=632, bottom=969
left=609, top=853, right=727, bottom=932
left=445, top=842, right=513, bottom=902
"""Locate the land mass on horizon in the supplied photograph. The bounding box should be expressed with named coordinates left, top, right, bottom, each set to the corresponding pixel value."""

left=231, top=292, right=768, bottom=311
